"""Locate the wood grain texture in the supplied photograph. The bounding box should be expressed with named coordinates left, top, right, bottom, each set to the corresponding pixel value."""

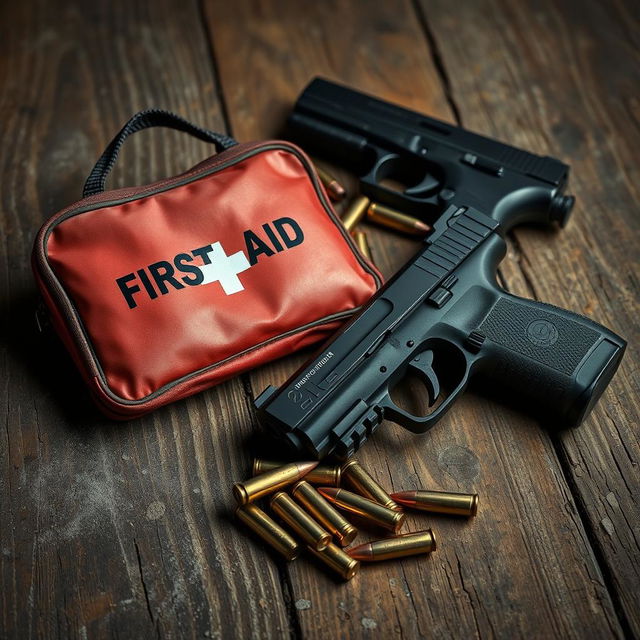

left=0, top=1, right=291, bottom=638
left=2, top=0, right=638, bottom=638
left=420, top=0, right=640, bottom=635
left=204, top=0, right=632, bottom=638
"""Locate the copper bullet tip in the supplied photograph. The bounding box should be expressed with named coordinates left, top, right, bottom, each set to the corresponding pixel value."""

left=414, top=220, right=431, bottom=233
left=328, top=180, right=347, bottom=200
left=296, top=461, right=320, bottom=476
left=390, top=491, right=417, bottom=506
left=347, top=542, right=373, bottom=561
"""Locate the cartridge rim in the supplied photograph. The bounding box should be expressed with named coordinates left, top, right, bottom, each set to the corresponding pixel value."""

left=307, top=544, right=360, bottom=580
left=337, top=523, right=358, bottom=547
left=428, top=528, right=437, bottom=552
left=233, top=483, right=249, bottom=505
left=344, top=557, right=359, bottom=580
left=317, top=532, right=332, bottom=550
left=470, top=494, right=479, bottom=517
left=392, top=510, right=406, bottom=533
left=251, top=459, right=261, bottom=476
left=341, top=459, right=358, bottom=473
left=269, top=490, right=288, bottom=507
left=291, top=480, right=306, bottom=495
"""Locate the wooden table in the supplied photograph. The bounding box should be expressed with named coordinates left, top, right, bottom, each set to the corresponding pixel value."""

left=1, top=1, right=638, bottom=638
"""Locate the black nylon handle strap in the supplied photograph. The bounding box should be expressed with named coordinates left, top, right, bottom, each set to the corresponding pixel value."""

left=83, top=109, right=237, bottom=197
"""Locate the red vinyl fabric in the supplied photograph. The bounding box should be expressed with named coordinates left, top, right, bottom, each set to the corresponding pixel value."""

left=33, top=142, right=382, bottom=418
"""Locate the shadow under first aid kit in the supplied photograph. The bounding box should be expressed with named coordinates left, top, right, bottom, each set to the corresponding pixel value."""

left=32, top=110, right=381, bottom=418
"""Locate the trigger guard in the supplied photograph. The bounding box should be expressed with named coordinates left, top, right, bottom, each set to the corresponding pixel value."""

left=380, top=395, right=437, bottom=434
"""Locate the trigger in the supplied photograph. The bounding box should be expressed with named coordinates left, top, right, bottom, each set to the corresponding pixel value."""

left=407, top=350, right=440, bottom=406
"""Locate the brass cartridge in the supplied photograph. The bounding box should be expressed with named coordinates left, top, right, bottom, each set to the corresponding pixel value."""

left=351, top=230, right=373, bottom=262
left=292, top=481, right=357, bottom=547
left=391, top=490, right=479, bottom=517
left=348, top=529, right=436, bottom=562
left=318, top=487, right=405, bottom=533
left=270, top=492, right=331, bottom=551
left=252, top=459, right=341, bottom=486
left=236, top=504, right=300, bottom=561
left=307, top=542, right=360, bottom=581
left=233, top=461, right=318, bottom=505
left=315, top=166, right=346, bottom=201
left=341, top=195, right=370, bottom=231
left=367, top=202, right=431, bottom=236
left=342, top=459, right=399, bottom=511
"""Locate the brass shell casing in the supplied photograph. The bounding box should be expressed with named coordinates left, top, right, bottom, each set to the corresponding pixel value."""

left=348, top=529, right=436, bottom=562
left=236, top=504, right=300, bottom=561
left=270, top=492, right=331, bottom=551
left=341, top=195, right=370, bottom=231
left=319, top=488, right=405, bottom=533
left=352, top=230, right=373, bottom=262
left=307, top=542, right=360, bottom=581
left=252, top=459, right=341, bottom=486
left=366, top=202, right=431, bottom=236
left=233, top=462, right=317, bottom=504
left=292, top=481, right=358, bottom=547
left=342, top=460, right=400, bottom=511
left=393, top=490, right=479, bottom=517
left=315, top=166, right=346, bottom=201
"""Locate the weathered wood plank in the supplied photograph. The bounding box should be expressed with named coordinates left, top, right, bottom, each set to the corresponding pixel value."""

left=421, top=0, right=640, bottom=635
left=204, top=0, right=626, bottom=637
left=0, top=1, right=290, bottom=638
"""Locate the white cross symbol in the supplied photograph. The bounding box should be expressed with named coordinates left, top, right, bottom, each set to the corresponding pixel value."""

left=198, top=242, right=251, bottom=295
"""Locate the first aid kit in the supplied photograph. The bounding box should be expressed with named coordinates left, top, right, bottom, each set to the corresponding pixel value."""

left=32, top=109, right=382, bottom=418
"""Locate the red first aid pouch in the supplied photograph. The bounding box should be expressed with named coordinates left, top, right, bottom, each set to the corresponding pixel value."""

left=32, top=110, right=382, bottom=418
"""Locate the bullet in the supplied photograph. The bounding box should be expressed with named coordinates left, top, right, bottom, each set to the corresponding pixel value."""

left=252, top=459, right=341, bottom=486
left=348, top=529, right=436, bottom=562
left=236, top=504, right=301, bottom=561
left=342, top=460, right=400, bottom=511
left=292, top=481, right=358, bottom=547
left=341, top=195, right=370, bottom=231
left=318, top=487, right=405, bottom=533
left=307, top=542, right=360, bottom=581
left=367, top=202, right=431, bottom=236
left=352, top=230, right=373, bottom=262
left=315, top=166, right=346, bottom=201
left=233, top=461, right=318, bottom=505
left=270, top=492, right=331, bottom=550
left=391, top=490, right=479, bottom=517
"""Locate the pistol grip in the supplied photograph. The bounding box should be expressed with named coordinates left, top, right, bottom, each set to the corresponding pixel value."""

left=475, top=292, right=626, bottom=428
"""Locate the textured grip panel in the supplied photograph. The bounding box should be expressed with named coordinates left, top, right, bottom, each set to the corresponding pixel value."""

left=479, top=297, right=599, bottom=375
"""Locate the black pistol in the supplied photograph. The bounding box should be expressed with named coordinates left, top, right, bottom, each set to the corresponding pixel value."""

left=254, top=79, right=626, bottom=460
